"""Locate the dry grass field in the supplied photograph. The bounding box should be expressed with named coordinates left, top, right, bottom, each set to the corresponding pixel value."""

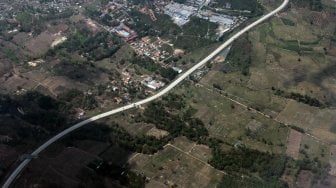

left=276, top=100, right=336, bottom=143
left=329, top=145, right=336, bottom=176
left=174, top=84, right=289, bottom=154
left=286, top=129, right=303, bottom=160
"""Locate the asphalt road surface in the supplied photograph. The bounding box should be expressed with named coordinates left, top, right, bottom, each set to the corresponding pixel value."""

left=2, top=0, right=289, bottom=187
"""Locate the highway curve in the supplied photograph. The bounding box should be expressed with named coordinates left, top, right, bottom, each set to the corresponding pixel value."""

left=2, top=0, right=289, bottom=187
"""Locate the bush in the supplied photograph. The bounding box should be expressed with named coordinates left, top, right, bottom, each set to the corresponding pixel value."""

left=159, top=67, right=178, bottom=81
left=209, top=146, right=287, bottom=179
left=213, top=83, right=223, bottom=90
left=289, top=125, right=305, bottom=133
left=281, top=18, right=295, bottom=26
left=274, top=89, right=324, bottom=107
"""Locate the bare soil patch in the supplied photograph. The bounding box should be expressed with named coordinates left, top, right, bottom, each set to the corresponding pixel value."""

left=286, top=129, right=303, bottom=160
left=189, top=144, right=212, bottom=162
left=170, top=136, right=195, bottom=152
left=329, top=145, right=336, bottom=176
left=295, top=170, right=312, bottom=188
left=24, top=31, right=56, bottom=57
left=146, top=127, right=169, bottom=138
left=0, top=74, right=36, bottom=93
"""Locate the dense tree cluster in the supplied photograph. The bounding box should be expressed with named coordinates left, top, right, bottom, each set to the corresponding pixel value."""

left=213, top=0, right=263, bottom=16
left=70, top=122, right=167, bottom=154
left=174, top=0, right=187, bottom=3
left=127, top=12, right=217, bottom=52
left=210, top=146, right=287, bottom=179
left=288, top=125, right=305, bottom=133
left=225, top=34, right=252, bottom=75
left=332, top=29, right=336, bottom=42
left=128, top=10, right=181, bottom=38
left=129, top=0, right=152, bottom=6
left=213, top=83, right=223, bottom=90
left=183, top=17, right=218, bottom=38
left=295, top=151, right=330, bottom=185
left=14, top=7, right=74, bottom=35
left=0, top=20, right=16, bottom=32
left=0, top=95, right=12, bottom=114
left=16, top=92, right=69, bottom=132
left=143, top=94, right=208, bottom=142
left=281, top=18, right=296, bottom=26
left=58, top=89, right=98, bottom=110
left=62, top=94, right=203, bottom=155
left=51, top=29, right=122, bottom=61
left=108, top=123, right=167, bottom=154
left=53, top=61, right=103, bottom=84
left=274, top=89, right=323, bottom=107
left=15, top=11, right=46, bottom=35
left=69, top=121, right=168, bottom=187
left=131, top=56, right=178, bottom=81
left=131, top=56, right=161, bottom=72
left=293, top=0, right=323, bottom=11
left=173, top=17, right=218, bottom=51
left=217, top=174, right=288, bottom=188
left=85, top=6, right=101, bottom=19
left=161, top=93, right=187, bottom=110
left=158, top=67, right=178, bottom=81
left=0, top=92, right=71, bottom=141
left=42, top=9, right=74, bottom=21
left=88, top=160, right=146, bottom=188
left=3, top=49, right=19, bottom=63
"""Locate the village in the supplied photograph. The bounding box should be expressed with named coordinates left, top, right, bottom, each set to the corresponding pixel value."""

left=0, top=0, right=245, bottom=88
left=93, top=0, right=245, bottom=91
left=0, top=0, right=247, bottom=115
